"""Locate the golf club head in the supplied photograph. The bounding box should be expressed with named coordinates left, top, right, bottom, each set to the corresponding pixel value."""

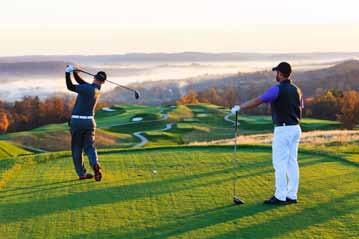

left=233, top=196, right=245, bottom=205
left=134, top=90, right=140, bottom=100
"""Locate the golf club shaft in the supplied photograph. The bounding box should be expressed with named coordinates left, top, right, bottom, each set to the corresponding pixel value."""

left=77, top=69, right=137, bottom=93
left=233, top=111, right=238, bottom=197
left=77, top=69, right=96, bottom=77
left=106, top=79, right=137, bottom=93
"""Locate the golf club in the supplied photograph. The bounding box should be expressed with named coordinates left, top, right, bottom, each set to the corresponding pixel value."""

left=233, top=111, right=244, bottom=205
left=76, top=69, right=140, bottom=100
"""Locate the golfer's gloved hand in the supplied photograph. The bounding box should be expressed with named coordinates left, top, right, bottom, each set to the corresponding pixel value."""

left=231, top=105, right=241, bottom=114
left=65, top=65, right=75, bottom=73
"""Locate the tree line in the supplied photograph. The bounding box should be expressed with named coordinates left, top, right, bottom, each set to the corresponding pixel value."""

left=1, top=87, right=358, bottom=133
left=177, top=87, right=359, bottom=129
left=0, top=96, right=74, bottom=133
left=304, top=90, right=359, bottom=129
left=0, top=96, right=107, bottom=133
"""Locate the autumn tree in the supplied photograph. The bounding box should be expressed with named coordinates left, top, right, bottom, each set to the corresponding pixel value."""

left=338, top=90, right=359, bottom=129
left=309, top=90, right=340, bottom=120
left=196, top=88, right=219, bottom=104
left=0, top=111, right=9, bottom=133
left=177, top=90, right=199, bottom=105
left=7, top=96, right=75, bottom=132
left=221, top=87, right=238, bottom=107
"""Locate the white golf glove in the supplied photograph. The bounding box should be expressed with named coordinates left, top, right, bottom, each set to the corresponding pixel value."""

left=65, top=65, right=75, bottom=73
left=231, top=105, right=240, bottom=114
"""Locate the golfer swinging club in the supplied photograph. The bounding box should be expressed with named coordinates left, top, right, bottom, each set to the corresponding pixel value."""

left=231, top=62, right=303, bottom=205
left=65, top=65, right=106, bottom=181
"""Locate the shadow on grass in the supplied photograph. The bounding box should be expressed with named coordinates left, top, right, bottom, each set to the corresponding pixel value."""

left=0, top=153, right=326, bottom=202
left=0, top=158, right=16, bottom=175
left=0, top=180, right=91, bottom=199
left=68, top=192, right=358, bottom=239
left=0, top=152, right=335, bottom=224
left=0, top=179, right=78, bottom=193
left=72, top=203, right=276, bottom=239
left=206, top=192, right=359, bottom=239
left=0, top=168, right=239, bottom=223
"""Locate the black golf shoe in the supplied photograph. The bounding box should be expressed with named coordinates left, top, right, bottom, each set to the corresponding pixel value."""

left=264, top=196, right=287, bottom=205
left=79, top=173, right=94, bottom=180
left=286, top=197, right=298, bottom=204
left=93, top=163, right=102, bottom=182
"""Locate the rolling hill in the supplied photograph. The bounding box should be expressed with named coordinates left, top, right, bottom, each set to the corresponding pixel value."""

left=0, top=104, right=341, bottom=152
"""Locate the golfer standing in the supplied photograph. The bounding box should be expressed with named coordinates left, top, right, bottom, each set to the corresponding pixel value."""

left=65, top=65, right=106, bottom=181
left=231, top=62, right=303, bottom=205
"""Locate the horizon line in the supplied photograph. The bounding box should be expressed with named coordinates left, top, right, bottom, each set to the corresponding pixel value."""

left=1, top=51, right=359, bottom=58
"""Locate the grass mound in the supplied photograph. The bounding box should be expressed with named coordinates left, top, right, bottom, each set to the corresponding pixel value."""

left=168, top=105, right=193, bottom=122
left=110, top=121, right=168, bottom=134
left=96, top=106, right=126, bottom=118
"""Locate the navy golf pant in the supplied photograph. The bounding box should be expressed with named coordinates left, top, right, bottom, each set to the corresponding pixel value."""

left=70, top=127, right=98, bottom=177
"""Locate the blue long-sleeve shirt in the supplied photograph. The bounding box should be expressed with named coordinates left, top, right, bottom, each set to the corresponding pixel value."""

left=66, top=72, right=101, bottom=117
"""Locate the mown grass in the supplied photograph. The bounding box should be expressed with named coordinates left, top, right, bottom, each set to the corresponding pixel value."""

left=302, top=140, right=359, bottom=165
left=96, top=105, right=164, bottom=128
left=167, top=105, right=193, bottom=122
left=231, top=115, right=341, bottom=134
left=0, top=141, right=30, bottom=157
left=0, top=145, right=357, bottom=238
left=0, top=141, right=32, bottom=188
left=109, top=121, right=168, bottom=134
left=149, top=104, right=234, bottom=144
left=143, top=131, right=183, bottom=147
left=143, top=104, right=343, bottom=146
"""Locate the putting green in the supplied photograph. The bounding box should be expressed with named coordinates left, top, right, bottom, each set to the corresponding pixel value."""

left=0, top=145, right=357, bottom=238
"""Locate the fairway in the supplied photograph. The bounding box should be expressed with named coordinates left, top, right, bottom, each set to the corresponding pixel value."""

left=0, top=104, right=342, bottom=152
left=1, top=146, right=358, bottom=239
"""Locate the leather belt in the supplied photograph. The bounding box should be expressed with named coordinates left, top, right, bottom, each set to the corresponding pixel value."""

left=71, top=115, right=94, bottom=119
left=275, top=123, right=298, bottom=127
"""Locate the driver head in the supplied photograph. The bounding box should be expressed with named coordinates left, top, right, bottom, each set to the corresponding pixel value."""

left=94, top=71, right=107, bottom=84
left=134, top=90, right=140, bottom=100
left=233, top=197, right=245, bottom=205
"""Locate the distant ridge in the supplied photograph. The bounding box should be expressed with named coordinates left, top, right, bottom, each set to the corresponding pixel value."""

left=103, top=60, right=359, bottom=105
left=1, top=52, right=359, bottom=63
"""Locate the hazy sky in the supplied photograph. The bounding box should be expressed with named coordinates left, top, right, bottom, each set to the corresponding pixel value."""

left=1, top=0, right=359, bottom=56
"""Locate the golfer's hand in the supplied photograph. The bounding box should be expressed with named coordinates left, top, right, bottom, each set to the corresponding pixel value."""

left=65, top=65, right=75, bottom=73
left=231, top=105, right=240, bottom=114
left=72, top=64, right=81, bottom=72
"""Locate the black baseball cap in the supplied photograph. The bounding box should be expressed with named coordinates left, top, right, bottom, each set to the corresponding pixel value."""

left=272, top=62, right=292, bottom=76
left=95, top=71, right=107, bottom=82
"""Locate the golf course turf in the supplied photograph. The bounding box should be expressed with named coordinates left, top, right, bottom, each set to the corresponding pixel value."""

left=0, top=145, right=358, bottom=238
left=0, top=104, right=357, bottom=238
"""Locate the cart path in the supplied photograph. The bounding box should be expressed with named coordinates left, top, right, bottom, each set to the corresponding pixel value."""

left=132, top=109, right=173, bottom=148
left=224, top=113, right=235, bottom=125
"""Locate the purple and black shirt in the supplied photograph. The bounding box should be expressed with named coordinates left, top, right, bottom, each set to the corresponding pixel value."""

left=260, top=84, right=304, bottom=108
left=260, top=79, right=303, bottom=126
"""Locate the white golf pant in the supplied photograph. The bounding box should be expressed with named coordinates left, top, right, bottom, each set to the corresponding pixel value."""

left=272, top=125, right=301, bottom=201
